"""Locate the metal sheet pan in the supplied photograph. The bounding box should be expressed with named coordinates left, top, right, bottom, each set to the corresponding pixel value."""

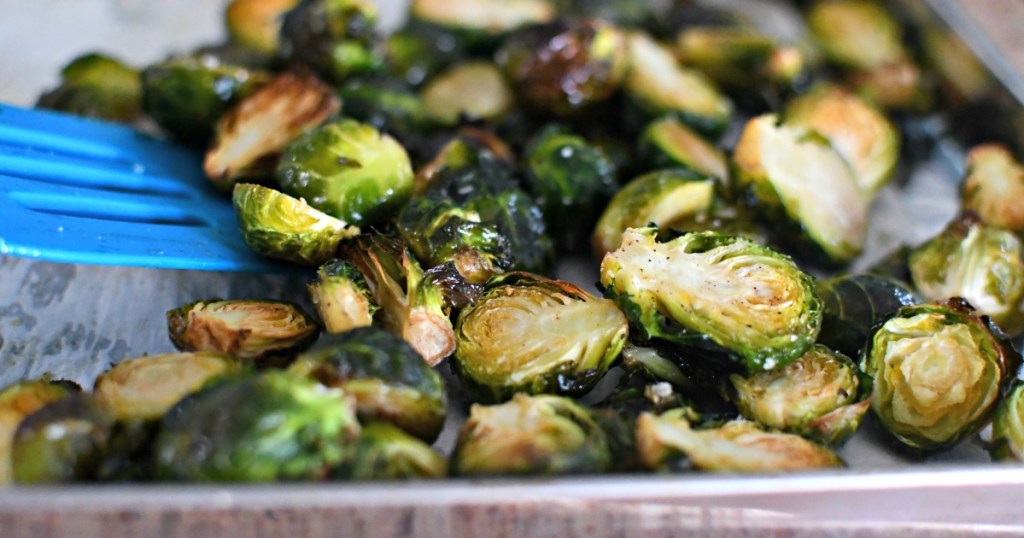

left=1, top=0, right=1024, bottom=535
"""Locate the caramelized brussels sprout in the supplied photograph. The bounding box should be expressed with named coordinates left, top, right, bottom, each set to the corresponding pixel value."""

left=204, top=69, right=339, bottom=191
left=524, top=125, right=618, bottom=252
left=276, top=118, right=414, bottom=227
left=12, top=394, right=115, bottom=483
left=908, top=215, right=1024, bottom=335
left=0, top=378, right=78, bottom=484
left=675, top=27, right=807, bottom=99
left=94, top=352, right=239, bottom=421
left=420, top=61, right=514, bottom=126
left=289, top=327, right=448, bottom=442
left=154, top=371, right=360, bottom=481
left=600, top=227, right=821, bottom=373
left=451, top=393, right=611, bottom=476
left=232, top=183, right=360, bottom=265
left=816, top=273, right=919, bottom=358
left=785, top=85, right=900, bottom=196
left=639, top=117, right=728, bottom=182
left=167, top=298, right=319, bottom=363
left=623, top=31, right=732, bottom=138
left=36, top=52, right=141, bottom=123
left=807, top=0, right=907, bottom=71
left=412, top=0, right=556, bottom=43
left=498, top=19, right=628, bottom=116
left=141, top=54, right=268, bottom=146
left=860, top=299, right=1020, bottom=452
left=337, top=421, right=447, bottom=480
left=733, top=113, right=868, bottom=264
left=309, top=259, right=377, bottom=334
left=728, top=345, right=866, bottom=444
left=278, top=0, right=382, bottom=82
left=454, top=273, right=629, bottom=402
left=636, top=412, right=842, bottom=472
left=225, top=0, right=301, bottom=54
left=990, top=382, right=1024, bottom=462
left=338, top=234, right=455, bottom=365
left=848, top=60, right=934, bottom=112
left=962, top=144, right=1024, bottom=234
left=337, top=77, right=435, bottom=149
left=920, top=26, right=992, bottom=105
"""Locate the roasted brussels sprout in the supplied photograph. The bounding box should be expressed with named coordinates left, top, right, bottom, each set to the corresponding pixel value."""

left=807, top=0, right=907, bottom=71
left=225, top=0, right=301, bottom=54
left=276, top=118, right=414, bottom=227
left=411, top=0, right=556, bottom=45
left=622, top=31, right=732, bottom=138
left=733, top=113, right=868, bottom=265
left=289, top=327, right=448, bottom=441
left=908, top=214, right=1024, bottom=335
left=636, top=412, right=842, bottom=472
left=0, top=378, right=78, bottom=484
left=12, top=394, right=115, bottom=483
left=728, top=345, right=867, bottom=444
left=233, top=183, right=360, bottom=265
left=498, top=19, right=628, bottom=116
left=337, top=78, right=435, bottom=151
left=919, top=26, right=993, bottom=105
left=154, top=371, right=360, bottom=481
left=784, top=85, right=900, bottom=196
left=816, top=273, right=919, bottom=358
left=600, top=227, right=821, bottom=373
left=204, top=69, right=340, bottom=191
left=454, top=273, right=629, bottom=402
left=451, top=393, right=611, bottom=476
left=524, top=125, right=618, bottom=252
left=167, top=298, right=319, bottom=364
left=962, top=144, right=1024, bottom=234
left=337, top=421, right=447, bottom=480
left=309, top=259, right=377, bottom=334
left=639, top=117, right=728, bottom=183
left=36, top=52, right=141, bottom=123
left=278, top=0, right=382, bottom=82
left=338, top=234, right=455, bottom=365
left=93, top=352, right=240, bottom=421
left=420, top=61, right=514, bottom=126
left=141, top=54, right=268, bottom=146
left=990, top=381, right=1024, bottom=462
left=860, top=299, right=1020, bottom=452
left=848, top=60, right=934, bottom=112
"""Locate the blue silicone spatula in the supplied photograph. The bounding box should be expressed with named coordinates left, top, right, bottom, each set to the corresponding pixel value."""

left=0, top=103, right=294, bottom=273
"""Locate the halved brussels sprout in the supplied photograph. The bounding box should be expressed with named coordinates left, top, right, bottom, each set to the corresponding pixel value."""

left=154, top=370, right=360, bottom=481
left=524, top=125, right=618, bottom=252
left=338, top=234, right=455, bottom=365
left=600, top=227, right=821, bottom=373
left=785, top=85, right=900, bottom=196
left=451, top=393, right=611, bottom=476
left=141, top=54, right=268, bottom=146
left=412, top=132, right=516, bottom=197
left=908, top=215, right=1024, bottom=335
left=233, top=183, right=360, bottom=265
left=93, top=352, right=240, bottom=421
left=816, top=273, right=919, bottom=358
left=336, top=421, right=447, bottom=480
left=620, top=343, right=729, bottom=403
left=807, top=0, right=907, bottom=71
left=309, top=259, right=377, bottom=334
left=498, top=19, right=628, bottom=116
left=623, top=31, right=732, bottom=138
left=990, top=382, right=1024, bottom=462
left=860, top=299, right=1020, bottom=451
left=848, top=60, right=934, bottom=113
left=337, top=77, right=436, bottom=158
left=12, top=394, right=115, bottom=483
left=276, top=118, right=414, bottom=227
left=732, top=113, right=868, bottom=264
left=920, top=26, right=992, bottom=105
left=0, top=378, right=78, bottom=484
left=278, top=0, right=382, bottom=82
left=412, top=0, right=556, bottom=40
left=962, top=144, right=1024, bottom=234
left=420, top=61, right=514, bottom=126
left=289, top=327, right=448, bottom=442
left=728, top=345, right=866, bottom=444
left=639, top=117, right=728, bottom=183
left=225, top=0, right=301, bottom=54
left=204, top=69, right=340, bottom=191
left=36, top=52, right=141, bottom=123
left=636, top=412, right=843, bottom=472
left=167, top=298, right=319, bottom=363
left=454, top=273, right=629, bottom=402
